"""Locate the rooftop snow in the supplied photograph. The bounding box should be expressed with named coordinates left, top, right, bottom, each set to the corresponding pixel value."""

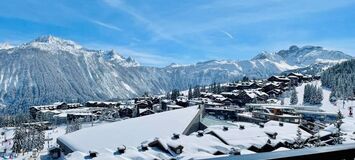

left=206, top=121, right=311, bottom=149
left=57, top=106, right=200, bottom=153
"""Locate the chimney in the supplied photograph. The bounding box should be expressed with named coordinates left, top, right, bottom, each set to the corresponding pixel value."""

left=141, top=144, right=148, bottom=151
left=197, top=130, right=204, bottom=137
left=117, top=145, right=126, bottom=154
left=172, top=133, right=180, bottom=139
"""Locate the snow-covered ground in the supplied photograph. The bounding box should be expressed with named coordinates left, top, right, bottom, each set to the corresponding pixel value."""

left=0, top=121, right=111, bottom=159
left=284, top=80, right=355, bottom=144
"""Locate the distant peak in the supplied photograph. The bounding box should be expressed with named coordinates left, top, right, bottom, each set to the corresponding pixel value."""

left=33, top=35, right=68, bottom=43
left=289, top=45, right=299, bottom=51
left=252, top=51, right=272, bottom=60
left=29, top=35, right=82, bottom=49
left=0, top=43, right=14, bottom=50
left=166, top=63, right=190, bottom=68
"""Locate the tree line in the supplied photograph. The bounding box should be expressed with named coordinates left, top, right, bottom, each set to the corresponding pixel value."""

left=321, top=59, right=355, bottom=100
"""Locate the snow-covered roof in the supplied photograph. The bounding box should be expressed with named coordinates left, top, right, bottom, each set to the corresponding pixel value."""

left=58, top=106, right=200, bottom=153
left=206, top=121, right=311, bottom=149
left=86, top=101, right=119, bottom=105
left=167, top=104, right=184, bottom=109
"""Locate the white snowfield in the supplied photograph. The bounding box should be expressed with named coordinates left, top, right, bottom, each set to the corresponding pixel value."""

left=284, top=80, right=355, bottom=144
left=58, top=106, right=201, bottom=154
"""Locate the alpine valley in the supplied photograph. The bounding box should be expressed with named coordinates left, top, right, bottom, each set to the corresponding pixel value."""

left=0, top=36, right=352, bottom=113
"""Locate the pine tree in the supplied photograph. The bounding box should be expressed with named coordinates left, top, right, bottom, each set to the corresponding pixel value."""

left=290, top=87, right=298, bottom=105
left=294, top=128, right=303, bottom=149
left=216, top=83, right=222, bottom=94
left=171, top=89, right=180, bottom=100
left=304, top=84, right=323, bottom=105
left=314, top=125, right=321, bottom=147
left=193, top=85, right=201, bottom=98
left=188, top=86, right=192, bottom=100
left=329, top=87, right=337, bottom=102
left=166, top=91, right=171, bottom=100
left=12, top=127, right=25, bottom=153
left=332, top=111, right=344, bottom=144
left=242, top=76, right=249, bottom=82
left=303, top=84, right=310, bottom=104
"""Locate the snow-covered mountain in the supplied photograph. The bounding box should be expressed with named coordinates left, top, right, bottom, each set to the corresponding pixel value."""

left=253, top=45, right=352, bottom=67
left=0, top=36, right=352, bottom=113
left=0, top=43, right=14, bottom=50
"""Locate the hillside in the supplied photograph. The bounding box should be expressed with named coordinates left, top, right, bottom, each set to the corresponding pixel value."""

left=321, top=59, right=355, bottom=99
left=0, top=36, right=352, bottom=113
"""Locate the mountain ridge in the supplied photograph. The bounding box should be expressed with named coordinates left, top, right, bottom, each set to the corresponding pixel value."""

left=0, top=36, right=352, bottom=113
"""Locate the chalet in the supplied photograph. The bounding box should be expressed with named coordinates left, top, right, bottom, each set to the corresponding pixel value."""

left=288, top=73, right=304, bottom=80
left=22, top=121, right=52, bottom=131
left=233, top=82, right=261, bottom=90
left=30, top=102, right=82, bottom=119
left=235, top=90, right=269, bottom=105
left=224, top=83, right=239, bottom=92
left=176, top=96, right=189, bottom=107
left=161, top=99, right=172, bottom=111
left=67, top=113, right=95, bottom=122
left=200, top=92, right=213, bottom=98
left=138, top=109, right=155, bottom=117
left=85, top=101, right=119, bottom=108
left=215, top=97, right=233, bottom=105
left=301, top=75, right=313, bottom=82
left=221, top=92, right=238, bottom=99
left=136, top=100, right=153, bottom=109
left=261, top=82, right=281, bottom=93
left=119, top=107, right=135, bottom=118
left=266, top=89, right=283, bottom=98
left=211, top=94, right=224, bottom=100
left=152, top=104, right=162, bottom=112
left=251, top=106, right=301, bottom=123
left=287, top=75, right=299, bottom=86
left=267, top=76, right=290, bottom=83
left=236, top=82, right=253, bottom=90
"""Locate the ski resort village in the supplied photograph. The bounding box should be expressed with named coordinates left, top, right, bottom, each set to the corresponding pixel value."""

left=1, top=1, right=355, bottom=159
left=1, top=64, right=355, bottom=159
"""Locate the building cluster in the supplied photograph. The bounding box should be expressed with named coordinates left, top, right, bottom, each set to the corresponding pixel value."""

left=28, top=94, right=189, bottom=125
left=28, top=73, right=322, bottom=126
left=217, top=73, right=319, bottom=106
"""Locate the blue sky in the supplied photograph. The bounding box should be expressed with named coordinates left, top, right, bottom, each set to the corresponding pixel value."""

left=0, top=0, right=355, bottom=66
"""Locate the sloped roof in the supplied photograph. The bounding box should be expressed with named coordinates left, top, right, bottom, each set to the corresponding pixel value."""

left=58, top=106, right=200, bottom=153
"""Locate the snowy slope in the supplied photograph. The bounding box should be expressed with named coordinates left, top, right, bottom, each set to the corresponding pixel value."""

left=0, top=36, right=170, bottom=113
left=0, top=36, right=352, bottom=112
